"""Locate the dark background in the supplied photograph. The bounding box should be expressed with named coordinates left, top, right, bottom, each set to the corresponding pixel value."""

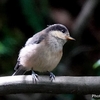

left=0, top=0, right=100, bottom=100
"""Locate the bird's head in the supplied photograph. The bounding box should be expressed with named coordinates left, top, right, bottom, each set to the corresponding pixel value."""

left=46, top=24, right=75, bottom=44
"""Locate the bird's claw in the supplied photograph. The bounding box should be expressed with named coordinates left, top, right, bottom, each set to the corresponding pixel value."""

left=49, top=72, right=55, bottom=82
left=32, top=71, right=39, bottom=83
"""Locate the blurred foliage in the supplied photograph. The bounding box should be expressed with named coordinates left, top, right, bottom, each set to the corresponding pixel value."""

left=0, top=0, right=100, bottom=100
left=20, top=0, right=44, bottom=32
left=93, top=59, right=100, bottom=76
left=93, top=60, right=100, bottom=69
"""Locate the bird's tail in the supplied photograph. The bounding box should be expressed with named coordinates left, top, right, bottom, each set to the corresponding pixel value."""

left=12, top=68, right=26, bottom=76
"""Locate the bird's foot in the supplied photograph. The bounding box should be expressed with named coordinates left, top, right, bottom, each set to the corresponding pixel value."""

left=92, top=94, right=100, bottom=99
left=32, top=71, right=39, bottom=83
left=49, top=72, right=55, bottom=82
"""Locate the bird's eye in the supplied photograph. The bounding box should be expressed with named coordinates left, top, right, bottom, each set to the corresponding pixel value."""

left=61, top=29, right=65, bottom=33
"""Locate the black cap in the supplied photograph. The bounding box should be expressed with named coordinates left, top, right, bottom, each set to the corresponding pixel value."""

left=46, top=24, right=68, bottom=33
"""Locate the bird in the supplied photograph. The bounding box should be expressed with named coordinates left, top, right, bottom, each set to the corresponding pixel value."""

left=12, top=24, right=75, bottom=82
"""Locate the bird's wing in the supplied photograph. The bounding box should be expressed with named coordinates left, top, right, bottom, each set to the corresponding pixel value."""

left=25, top=31, right=48, bottom=46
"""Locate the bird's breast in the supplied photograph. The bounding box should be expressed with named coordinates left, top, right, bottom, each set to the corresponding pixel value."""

left=33, top=39, right=63, bottom=72
left=19, top=40, right=63, bottom=72
left=44, top=49, right=62, bottom=71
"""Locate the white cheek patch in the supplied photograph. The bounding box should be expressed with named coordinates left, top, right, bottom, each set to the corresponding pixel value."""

left=50, top=31, right=66, bottom=39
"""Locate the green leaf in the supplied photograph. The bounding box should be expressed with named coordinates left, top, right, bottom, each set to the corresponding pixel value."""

left=93, top=60, right=100, bottom=69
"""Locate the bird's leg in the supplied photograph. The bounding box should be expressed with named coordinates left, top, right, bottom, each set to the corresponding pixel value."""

left=49, top=72, right=55, bottom=82
left=32, top=70, right=39, bottom=83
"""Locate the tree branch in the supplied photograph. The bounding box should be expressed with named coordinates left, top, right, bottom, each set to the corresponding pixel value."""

left=0, top=75, right=100, bottom=95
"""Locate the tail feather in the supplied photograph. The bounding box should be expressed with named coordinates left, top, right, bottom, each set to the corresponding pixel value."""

left=12, top=68, right=26, bottom=76
left=13, top=61, right=27, bottom=75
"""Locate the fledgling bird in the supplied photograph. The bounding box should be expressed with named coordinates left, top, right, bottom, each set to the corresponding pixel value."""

left=12, top=24, right=75, bottom=82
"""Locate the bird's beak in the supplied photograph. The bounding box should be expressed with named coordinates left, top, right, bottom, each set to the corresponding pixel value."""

left=66, top=36, right=75, bottom=40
